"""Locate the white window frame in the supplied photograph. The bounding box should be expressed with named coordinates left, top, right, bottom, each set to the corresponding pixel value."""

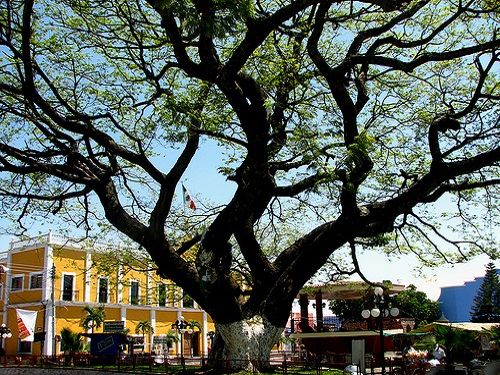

left=29, top=272, right=43, bottom=289
left=97, top=276, right=109, bottom=304
left=129, top=279, right=140, bottom=305
left=157, top=283, right=167, bottom=307
left=61, top=272, right=76, bottom=301
left=18, top=340, right=32, bottom=354
left=11, top=274, right=24, bottom=292
left=167, top=284, right=177, bottom=307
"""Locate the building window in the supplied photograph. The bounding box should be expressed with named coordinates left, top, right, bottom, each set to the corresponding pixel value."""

left=158, top=283, right=166, bottom=306
left=62, top=274, right=74, bottom=301
left=18, top=340, right=32, bottom=353
left=183, top=292, right=194, bottom=308
left=130, top=280, right=139, bottom=305
left=30, top=273, right=43, bottom=289
left=11, top=275, right=24, bottom=291
left=167, top=284, right=177, bottom=307
left=98, top=277, right=108, bottom=303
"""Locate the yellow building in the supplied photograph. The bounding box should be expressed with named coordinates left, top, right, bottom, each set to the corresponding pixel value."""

left=0, top=232, right=213, bottom=357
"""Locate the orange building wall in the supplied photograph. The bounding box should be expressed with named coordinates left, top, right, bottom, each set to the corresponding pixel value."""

left=121, top=267, right=149, bottom=305
left=4, top=306, right=45, bottom=356
left=9, top=248, right=45, bottom=304
left=56, top=305, right=86, bottom=334
left=53, top=248, right=86, bottom=302
left=88, top=253, right=120, bottom=304
left=2, top=238, right=211, bottom=357
left=154, top=310, right=179, bottom=334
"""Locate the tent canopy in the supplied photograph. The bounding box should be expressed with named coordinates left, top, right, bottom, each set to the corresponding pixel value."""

left=411, top=322, right=498, bottom=333
left=299, top=281, right=406, bottom=300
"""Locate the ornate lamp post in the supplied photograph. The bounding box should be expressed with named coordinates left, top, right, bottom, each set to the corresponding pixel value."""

left=0, top=324, right=12, bottom=356
left=0, top=267, right=11, bottom=359
left=362, top=286, right=399, bottom=375
left=171, top=316, right=194, bottom=372
left=207, top=331, right=215, bottom=352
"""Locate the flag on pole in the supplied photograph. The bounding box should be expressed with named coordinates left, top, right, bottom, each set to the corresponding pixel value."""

left=16, top=309, right=37, bottom=341
left=182, top=184, right=197, bottom=210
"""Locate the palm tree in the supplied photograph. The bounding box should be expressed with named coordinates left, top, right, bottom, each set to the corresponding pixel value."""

left=135, top=320, right=154, bottom=352
left=80, top=305, right=106, bottom=334
left=60, top=327, right=84, bottom=366
left=60, top=327, right=83, bottom=354
left=187, top=319, right=201, bottom=331
left=165, top=330, right=179, bottom=350
left=434, top=325, right=476, bottom=366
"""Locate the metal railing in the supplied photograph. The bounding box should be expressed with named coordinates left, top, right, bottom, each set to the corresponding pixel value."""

left=0, top=351, right=358, bottom=374
left=59, top=289, right=80, bottom=301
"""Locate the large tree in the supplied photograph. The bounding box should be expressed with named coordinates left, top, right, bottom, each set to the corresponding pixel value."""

left=0, top=0, right=498, bottom=370
left=393, top=285, right=440, bottom=326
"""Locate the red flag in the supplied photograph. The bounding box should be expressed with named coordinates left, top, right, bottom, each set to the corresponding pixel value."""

left=182, top=184, right=196, bottom=210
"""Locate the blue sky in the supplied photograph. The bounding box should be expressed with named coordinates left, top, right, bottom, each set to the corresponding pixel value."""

left=351, top=250, right=497, bottom=301
left=0, top=138, right=497, bottom=301
left=1, top=228, right=495, bottom=301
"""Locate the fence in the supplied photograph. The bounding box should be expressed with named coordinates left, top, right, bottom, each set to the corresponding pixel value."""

left=0, top=351, right=427, bottom=375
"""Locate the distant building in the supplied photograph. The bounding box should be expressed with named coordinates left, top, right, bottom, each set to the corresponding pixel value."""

left=438, top=269, right=500, bottom=322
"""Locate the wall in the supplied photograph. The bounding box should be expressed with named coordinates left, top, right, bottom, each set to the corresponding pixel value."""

left=438, top=269, right=499, bottom=322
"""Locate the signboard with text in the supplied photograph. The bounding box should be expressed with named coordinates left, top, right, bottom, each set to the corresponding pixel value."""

left=103, top=321, right=124, bottom=332
left=153, top=336, right=170, bottom=344
left=87, top=333, right=128, bottom=356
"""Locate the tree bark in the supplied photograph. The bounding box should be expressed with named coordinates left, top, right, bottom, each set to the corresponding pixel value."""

left=207, top=315, right=283, bottom=372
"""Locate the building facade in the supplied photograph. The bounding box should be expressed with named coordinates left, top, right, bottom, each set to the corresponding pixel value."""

left=438, top=269, right=500, bottom=322
left=0, top=232, right=213, bottom=357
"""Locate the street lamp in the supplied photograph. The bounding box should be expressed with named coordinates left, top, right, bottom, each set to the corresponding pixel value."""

left=0, top=323, right=12, bottom=357
left=362, top=286, right=399, bottom=375
left=171, top=316, right=194, bottom=372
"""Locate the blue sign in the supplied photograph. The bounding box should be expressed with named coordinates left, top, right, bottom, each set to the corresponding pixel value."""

left=89, top=333, right=128, bottom=356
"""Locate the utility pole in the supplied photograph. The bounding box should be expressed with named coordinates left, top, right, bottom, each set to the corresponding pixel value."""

left=40, top=300, right=47, bottom=361
left=50, top=265, right=56, bottom=356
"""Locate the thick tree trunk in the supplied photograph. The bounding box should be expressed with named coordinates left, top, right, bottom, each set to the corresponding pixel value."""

left=207, top=315, right=283, bottom=372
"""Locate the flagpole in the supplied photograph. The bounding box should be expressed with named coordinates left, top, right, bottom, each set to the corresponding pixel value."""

left=182, top=183, right=186, bottom=213
left=182, top=184, right=186, bottom=213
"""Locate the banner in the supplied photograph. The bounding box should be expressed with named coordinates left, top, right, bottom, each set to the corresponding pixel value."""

left=16, top=309, right=37, bottom=342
